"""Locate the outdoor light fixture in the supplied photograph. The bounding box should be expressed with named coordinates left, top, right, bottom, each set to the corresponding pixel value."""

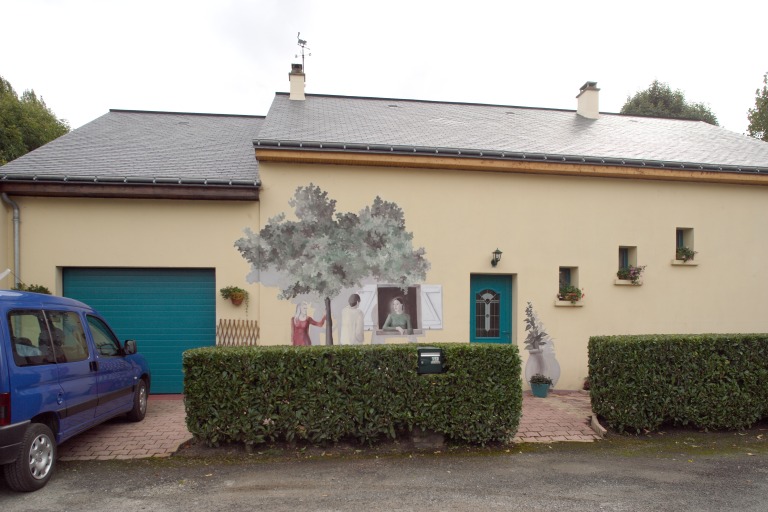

left=491, top=248, right=503, bottom=267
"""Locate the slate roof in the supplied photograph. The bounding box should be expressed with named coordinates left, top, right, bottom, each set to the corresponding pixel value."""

left=256, top=93, right=768, bottom=173
left=1, top=110, right=264, bottom=185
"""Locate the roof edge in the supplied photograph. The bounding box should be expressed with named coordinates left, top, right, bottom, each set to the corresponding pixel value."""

left=253, top=139, right=768, bottom=175
left=255, top=148, right=768, bottom=187
left=109, top=109, right=266, bottom=119
left=0, top=177, right=261, bottom=201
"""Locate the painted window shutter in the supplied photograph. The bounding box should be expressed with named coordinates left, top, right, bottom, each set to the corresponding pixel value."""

left=420, top=285, right=443, bottom=329
left=359, top=284, right=378, bottom=331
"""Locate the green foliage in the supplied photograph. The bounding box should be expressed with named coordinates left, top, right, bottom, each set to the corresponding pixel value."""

left=0, top=75, right=69, bottom=165
left=675, top=246, right=697, bottom=262
left=529, top=373, right=552, bottom=385
left=620, top=80, right=718, bottom=125
left=557, top=284, right=583, bottom=303
left=616, top=265, right=645, bottom=284
left=183, top=343, right=522, bottom=447
left=219, top=286, right=247, bottom=299
left=747, top=72, right=768, bottom=142
left=12, top=283, right=51, bottom=294
left=589, top=334, right=768, bottom=433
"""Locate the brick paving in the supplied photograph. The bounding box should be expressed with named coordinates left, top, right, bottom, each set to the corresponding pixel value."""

left=57, top=390, right=601, bottom=461
left=514, top=390, right=602, bottom=443
left=58, top=395, right=192, bottom=461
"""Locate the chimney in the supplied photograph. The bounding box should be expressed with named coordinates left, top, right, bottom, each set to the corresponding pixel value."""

left=576, top=81, right=600, bottom=119
left=289, top=63, right=305, bottom=101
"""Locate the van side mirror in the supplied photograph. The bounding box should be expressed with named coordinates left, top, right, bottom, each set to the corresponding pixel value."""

left=123, top=339, right=137, bottom=355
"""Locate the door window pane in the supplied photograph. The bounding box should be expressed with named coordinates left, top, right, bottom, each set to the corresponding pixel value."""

left=8, top=310, right=55, bottom=366
left=46, top=310, right=89, bottom=363
left=475, top=289, right=500, bottom=338
left=87, top=315, right=121, bottom=357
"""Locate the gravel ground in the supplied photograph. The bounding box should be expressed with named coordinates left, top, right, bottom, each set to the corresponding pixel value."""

left=2, top=425, right=767, bottom=511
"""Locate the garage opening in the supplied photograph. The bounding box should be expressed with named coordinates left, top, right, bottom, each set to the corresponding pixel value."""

left=63, top=268, right=215, bottom=393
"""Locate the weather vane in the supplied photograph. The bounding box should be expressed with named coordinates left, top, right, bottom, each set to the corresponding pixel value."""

left=296, top=32, right=311, bottom=71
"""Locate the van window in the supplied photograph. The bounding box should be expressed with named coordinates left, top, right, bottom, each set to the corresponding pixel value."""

left=8, top=310, right=56, bottom=367
left=46, top=310, right=89, bottom=363
left=87, top=315, right=121, bottom=357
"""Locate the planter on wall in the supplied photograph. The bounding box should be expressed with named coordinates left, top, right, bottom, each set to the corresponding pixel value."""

left=614, top=279, right=642, bottom=286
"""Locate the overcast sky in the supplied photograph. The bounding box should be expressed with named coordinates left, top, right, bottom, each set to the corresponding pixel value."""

left=2, top=0, right=766, bottom=134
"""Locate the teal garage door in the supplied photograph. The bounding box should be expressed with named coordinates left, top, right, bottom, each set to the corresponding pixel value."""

left=63, top=268, right=215, bottom=393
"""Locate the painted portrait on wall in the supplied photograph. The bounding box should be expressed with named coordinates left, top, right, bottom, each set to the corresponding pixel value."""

left=376, top=286, right=419, bottom=336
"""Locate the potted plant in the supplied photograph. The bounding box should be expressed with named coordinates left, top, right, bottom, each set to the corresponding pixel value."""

left=220, top=286, right=248, bottom=306
left=616, top=264, right=646, bottom=285
left=675, top=246, right=697, bottom=262
left=557, top=284, right=584, bottom=303
left=530, top=373, right=553, bottom=398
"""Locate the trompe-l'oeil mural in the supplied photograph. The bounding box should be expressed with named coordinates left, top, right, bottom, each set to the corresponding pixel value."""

left=235, top=184, right=431, bottom=345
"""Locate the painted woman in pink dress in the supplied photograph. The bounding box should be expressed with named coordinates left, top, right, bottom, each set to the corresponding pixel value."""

left=291, top=302, right=326, bottom=346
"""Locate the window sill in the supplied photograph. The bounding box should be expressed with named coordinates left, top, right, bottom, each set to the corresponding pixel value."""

left=614, top=279, right=642, bottom=286
left=375, top=329, right=424, bottom=336
left=554, top=300, right=583, bottom=307
left=671, top=260, right=698, bottom=266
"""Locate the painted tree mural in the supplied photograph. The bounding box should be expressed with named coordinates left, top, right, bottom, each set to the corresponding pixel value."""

left=235, top=184, right=430, bottom=345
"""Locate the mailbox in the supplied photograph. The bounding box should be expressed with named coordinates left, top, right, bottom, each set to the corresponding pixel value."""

left=417, top=346, right=445, bottom=374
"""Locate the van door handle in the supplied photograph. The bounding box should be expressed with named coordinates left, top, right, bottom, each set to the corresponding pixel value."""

left=89, top=361, right=99, bottom=372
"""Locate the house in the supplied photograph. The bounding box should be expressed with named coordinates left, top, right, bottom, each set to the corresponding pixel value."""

left=3, top=65, right=768, bottom=392
left=1, top=110, right=263, bottom=392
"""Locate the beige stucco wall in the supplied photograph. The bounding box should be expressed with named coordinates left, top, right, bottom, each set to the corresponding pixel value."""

left=2, top=196, right=259, bottom=322
left=257, top=161, right=768, bottom=389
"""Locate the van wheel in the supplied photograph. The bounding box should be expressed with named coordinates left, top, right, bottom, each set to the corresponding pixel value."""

left=3, top=423, right=57, bottom=492
left=127, top=379, right=148, bottom=422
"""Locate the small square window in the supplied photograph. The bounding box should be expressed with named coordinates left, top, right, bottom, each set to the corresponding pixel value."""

left=618, top=246, right=637, bottom=270
left=675, top=228, right=695, bottom=261
left=558, top=266, right=582, bottom=303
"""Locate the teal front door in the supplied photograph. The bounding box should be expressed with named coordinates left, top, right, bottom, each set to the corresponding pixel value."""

left=470, top=274, right=512, bottom=344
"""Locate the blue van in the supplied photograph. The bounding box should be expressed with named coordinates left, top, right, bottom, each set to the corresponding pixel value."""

left=0, top=290, right=151, bottom=492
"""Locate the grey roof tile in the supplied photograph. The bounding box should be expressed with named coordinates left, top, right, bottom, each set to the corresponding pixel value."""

left=258, top=94, right=768, bottom=170
left=1, top=110, right=264, bottom=184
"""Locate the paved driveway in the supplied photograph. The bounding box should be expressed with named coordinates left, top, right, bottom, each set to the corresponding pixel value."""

left=57, top=395, right=192, bottom=461
left=57, top=391, right=601, bottom=461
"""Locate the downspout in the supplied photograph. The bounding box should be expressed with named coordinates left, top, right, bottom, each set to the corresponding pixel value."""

left=1, top=193, right=20, bottom=288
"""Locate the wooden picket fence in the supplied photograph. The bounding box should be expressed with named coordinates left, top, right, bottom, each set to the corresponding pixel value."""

left=216, top=318, right=260, bottom=346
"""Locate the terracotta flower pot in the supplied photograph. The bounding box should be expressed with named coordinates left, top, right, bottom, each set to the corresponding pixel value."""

left=230, top=293, right=245, bottom=306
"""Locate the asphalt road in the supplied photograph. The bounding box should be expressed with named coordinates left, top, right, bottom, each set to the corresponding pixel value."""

left=2, top=429, right=767, bottom=511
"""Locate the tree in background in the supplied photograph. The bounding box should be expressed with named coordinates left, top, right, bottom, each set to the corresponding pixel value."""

left=235, top=184, right=430, bottom=345
left=747, top=72, right=768, bottom=142
left=620, top=80, right=718, bottom=126
left=0, top=75, right=70, bottom=165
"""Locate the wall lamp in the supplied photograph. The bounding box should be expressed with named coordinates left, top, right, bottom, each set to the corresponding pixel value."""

left=491, top=248, right=503, bottom=267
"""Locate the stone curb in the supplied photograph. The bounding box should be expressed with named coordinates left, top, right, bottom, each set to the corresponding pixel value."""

left=590, top=414, right=608, bottom=438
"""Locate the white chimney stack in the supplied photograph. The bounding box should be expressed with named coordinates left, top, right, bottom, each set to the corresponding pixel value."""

left=576, top=81, right=600, bottom=119
left=289, top=63, right=305, bottom=101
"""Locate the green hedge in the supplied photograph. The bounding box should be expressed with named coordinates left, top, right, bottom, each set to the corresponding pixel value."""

left=183, top=343, right=521, bottom=447
left=589, top=334, right=768, bottom=432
